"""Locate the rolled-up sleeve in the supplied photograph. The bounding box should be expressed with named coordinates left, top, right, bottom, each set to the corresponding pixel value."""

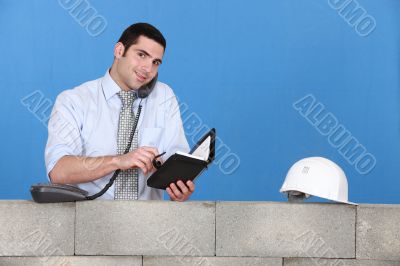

left=45, top=91, right=84, bottom=178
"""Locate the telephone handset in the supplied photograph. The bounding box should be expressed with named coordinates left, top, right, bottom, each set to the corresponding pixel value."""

left=137, top=73, right=157, bottom=98
left=30, top=74, right=158, bottom=203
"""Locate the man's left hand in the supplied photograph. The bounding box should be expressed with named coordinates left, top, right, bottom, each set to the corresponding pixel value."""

left=166, top=180, right=195, bottom=202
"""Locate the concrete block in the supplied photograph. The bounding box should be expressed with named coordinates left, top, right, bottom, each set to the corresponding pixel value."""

left=0, top=201, right=75, bottom=256
left=216, top=202, right=356, bottom=258
left=75, top=201, right=215, bottom=256
left=284, top=258, right=400, bottom=266
left=357, top=204, right=400, bottom=260
left=144, top=256, right=282, bottom=266
left=0, top=256, right=142, bottom=266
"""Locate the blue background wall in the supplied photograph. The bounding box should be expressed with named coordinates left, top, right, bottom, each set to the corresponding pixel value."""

left=0, top=0, right=398, bottom=203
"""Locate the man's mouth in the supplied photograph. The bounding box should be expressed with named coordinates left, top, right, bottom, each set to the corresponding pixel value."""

left=135, top=71, right=147, bottom=82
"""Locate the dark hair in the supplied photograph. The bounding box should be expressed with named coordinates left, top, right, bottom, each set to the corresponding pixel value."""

left=118, top=23, right=166, bottom=55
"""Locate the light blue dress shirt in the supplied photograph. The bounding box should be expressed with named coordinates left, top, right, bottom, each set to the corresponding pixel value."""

left=45, top=70, right=189, bottom=200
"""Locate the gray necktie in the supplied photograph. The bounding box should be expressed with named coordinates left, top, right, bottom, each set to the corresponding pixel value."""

left=114, top=91, right=138, bottom=200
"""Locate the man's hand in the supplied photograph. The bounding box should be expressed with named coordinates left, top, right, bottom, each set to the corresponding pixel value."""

left=117, top=146, right=158, bottom=174
left=166, top=180, right=195, bottom=202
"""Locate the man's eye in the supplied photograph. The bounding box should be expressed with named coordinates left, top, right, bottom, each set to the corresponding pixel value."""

left=138, top=52, right=146, bottom=58
left=153, top=61, right=160, bottom=66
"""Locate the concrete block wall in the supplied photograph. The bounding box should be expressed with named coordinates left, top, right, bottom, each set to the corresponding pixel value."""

left=0, top=201, right=399, bottom=265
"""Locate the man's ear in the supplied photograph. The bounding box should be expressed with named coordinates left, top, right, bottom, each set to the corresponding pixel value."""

left=114, top=42, right=125, bottom=59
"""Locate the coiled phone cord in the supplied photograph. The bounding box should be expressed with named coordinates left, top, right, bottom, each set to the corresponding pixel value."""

left=86, top=101, right=143, bottom=200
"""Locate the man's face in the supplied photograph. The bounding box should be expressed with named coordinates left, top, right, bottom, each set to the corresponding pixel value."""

left=113, top=35, right=164, bottom=91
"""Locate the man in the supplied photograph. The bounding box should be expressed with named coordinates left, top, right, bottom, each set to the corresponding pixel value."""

left=45, top=23, right=194, bottom=201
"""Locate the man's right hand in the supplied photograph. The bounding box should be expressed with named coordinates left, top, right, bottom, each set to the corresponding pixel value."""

left=116, top=146, right=159, bottom=175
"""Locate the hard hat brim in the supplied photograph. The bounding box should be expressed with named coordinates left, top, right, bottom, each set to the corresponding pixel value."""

left=334, top=199, right=358, bottom=205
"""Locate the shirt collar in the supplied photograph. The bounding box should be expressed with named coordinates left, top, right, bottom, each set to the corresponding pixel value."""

left=101, top=69, right=123, bottom=101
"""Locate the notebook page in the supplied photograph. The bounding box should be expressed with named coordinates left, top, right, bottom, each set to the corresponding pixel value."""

left=176, top=151, right=205, bottom=161
left=191, top=136, right=210, bottom=160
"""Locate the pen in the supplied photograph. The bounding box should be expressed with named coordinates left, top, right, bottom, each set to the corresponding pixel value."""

left=154, top=151, right=166, bottom=159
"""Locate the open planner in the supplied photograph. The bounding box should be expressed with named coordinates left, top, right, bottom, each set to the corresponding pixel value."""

left=147, top=128, right=216, bottom=189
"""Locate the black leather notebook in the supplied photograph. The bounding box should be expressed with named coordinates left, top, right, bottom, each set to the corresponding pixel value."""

left=147, top=128, right=216, bottom=189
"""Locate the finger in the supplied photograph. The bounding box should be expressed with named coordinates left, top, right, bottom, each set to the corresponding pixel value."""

left=134, top=159, right=147, bottom=174
left=136, top=148, right=157, bottom=160
left=166, top=187, right=177, bottom=201
left=176, top=180, right=189, bottom=195
left=128, top=149, right=153, bottom=165
left=170, top=183, right=183, bottom=199
left=132, top=159, right=147, bottom=174
left=186, top=180, right=195, bottom=192
left=134, top=157, right=151, bottom=174
left=134, top=154, right=154, bottom=173
left=141, top=147, right=159, bottom=157
left=135, top=150, right=156, bottom=171
left=136, top=149, right=158, bottom=171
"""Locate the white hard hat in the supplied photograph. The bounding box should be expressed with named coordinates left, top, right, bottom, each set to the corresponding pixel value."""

left=280, top=157, right=356, bottom=205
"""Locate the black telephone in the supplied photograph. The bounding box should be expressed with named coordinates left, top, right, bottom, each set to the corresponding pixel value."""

left=137, top=73, right=157, bottom=98
left=30, top=75, right=158, bottom=203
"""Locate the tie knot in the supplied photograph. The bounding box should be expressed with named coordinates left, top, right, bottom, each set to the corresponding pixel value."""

left=118, top=91, right=136, bottom=107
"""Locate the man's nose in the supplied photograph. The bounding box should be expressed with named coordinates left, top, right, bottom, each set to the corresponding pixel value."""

left=141, top=60, right=153, bottom=73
